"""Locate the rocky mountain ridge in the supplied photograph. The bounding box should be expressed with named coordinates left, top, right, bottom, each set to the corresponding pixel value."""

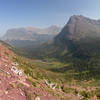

left=56, top=15, right=100, bottom=41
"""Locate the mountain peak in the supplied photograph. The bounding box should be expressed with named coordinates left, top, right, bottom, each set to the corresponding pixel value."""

left=68, top=15, right=90, bottom=24
left=70, top=15, right=85, bottom=19
left=56, top=15, right=100, bottom=40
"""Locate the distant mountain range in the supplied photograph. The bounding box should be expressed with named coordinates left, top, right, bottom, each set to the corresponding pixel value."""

left=2, top=25, right=61, bottom=41
left=2, top=26, right=61, bottom=53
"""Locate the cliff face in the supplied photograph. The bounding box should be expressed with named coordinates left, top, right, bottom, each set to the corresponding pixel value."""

left=55, top=15, right=100, bottom=42
left=42, top=15, right=100, bottom=59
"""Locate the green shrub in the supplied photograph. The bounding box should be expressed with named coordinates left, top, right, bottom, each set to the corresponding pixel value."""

left=95, top=89, right=100, bottom=99
left=80, top=91, right=91, bottom=99
left=26, top=78, right=36, bottom=87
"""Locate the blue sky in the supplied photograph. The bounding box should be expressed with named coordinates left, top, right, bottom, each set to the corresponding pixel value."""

left=0, top=0, right=100, bottom=36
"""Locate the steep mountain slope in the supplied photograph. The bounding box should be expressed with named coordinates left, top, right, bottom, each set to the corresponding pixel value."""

left=40, top=15, right=100, bottom=59
left=32, top=15, right=100, bottom=80
left=0, top=42, right=27, bottom=100
left=54, top=15, right=100, bottom=59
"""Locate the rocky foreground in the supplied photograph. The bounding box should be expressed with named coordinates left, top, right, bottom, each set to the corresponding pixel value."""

left=0, top=43, right=58, bottom=100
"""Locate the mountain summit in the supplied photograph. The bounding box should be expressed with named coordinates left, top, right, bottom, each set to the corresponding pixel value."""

left=38, top=15, right=100, bottom=61
left=56, top=15, right=100, bottom=41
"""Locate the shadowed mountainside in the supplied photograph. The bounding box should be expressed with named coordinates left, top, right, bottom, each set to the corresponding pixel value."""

left=30, top=15, right=100, bottom=80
